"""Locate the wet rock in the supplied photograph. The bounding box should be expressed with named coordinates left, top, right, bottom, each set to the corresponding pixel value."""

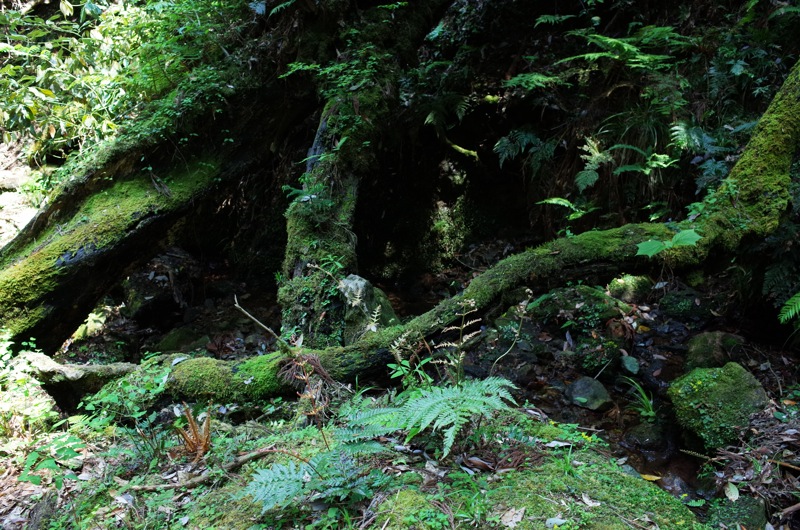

left=707, top=496, right=767, bottom=529
left=566, top=376, right=611, bottom=410
left=624, top=422, right=667, bottom=451
left=620, top=355, right=640, bottom=374
left=667, top=362, right=768, bottom=449
left=685, top=331, right=744, bottom=369
left=658, top=287, right=711, bottom=320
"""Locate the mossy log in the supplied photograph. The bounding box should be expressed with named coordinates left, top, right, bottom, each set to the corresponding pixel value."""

left=0, top=154, right=223, bottom=353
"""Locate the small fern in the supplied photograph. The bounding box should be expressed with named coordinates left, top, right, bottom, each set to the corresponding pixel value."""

left=364, top=377, right=517, bottom=457
left=246, top=461, right=307, bottom=513
left=779, top=291, right=800, bottom=324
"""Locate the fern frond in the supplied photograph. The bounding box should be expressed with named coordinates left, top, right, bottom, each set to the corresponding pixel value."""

left=779, top=291, right=800, bottom=324
left=367, top=378, right=517, bottom=457
left=245, top=461, right=308, bottom=513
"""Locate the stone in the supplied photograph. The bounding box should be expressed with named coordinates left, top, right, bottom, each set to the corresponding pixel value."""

left=624, top=422, right=666, bottom=451
left=658, top=287, right=710, bottom=320
left=707, top=496, right=767, bottom=529
left=566, top=376, right=612, bottom=410
left=667, top=362, right=768, bottom=449
left=620, top=355, right=640, bottom=374
left=340, top=274, right=399, bottom=345
left=685, top=331, right=744, bottom=369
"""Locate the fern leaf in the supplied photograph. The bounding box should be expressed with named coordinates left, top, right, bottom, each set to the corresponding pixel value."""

left=396, top=378, right=516, bottom=457
left=575, top=169, right=599, bottom=192
left=779, top=291, right=800, bottom=323
left=246, top=461, right=308, bottom=513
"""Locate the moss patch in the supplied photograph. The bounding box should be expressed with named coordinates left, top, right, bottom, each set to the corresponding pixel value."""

left=168, top=354, right=286, bottom=402
left=0, top=158, right=219, bottom=339
left=668, top=362, right=768, bottom=449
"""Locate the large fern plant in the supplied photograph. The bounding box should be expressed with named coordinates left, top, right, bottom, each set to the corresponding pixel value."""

left=244, top=423, right=391, bottom=514
left=362, top=377, right=517, bottom=458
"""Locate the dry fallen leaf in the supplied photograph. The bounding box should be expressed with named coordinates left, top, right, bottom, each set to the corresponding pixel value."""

left=582, top=493, right=601, bottom=507
left=500, top=507, right=525, bottom=528
left=641, top=474, right=662, bottom=481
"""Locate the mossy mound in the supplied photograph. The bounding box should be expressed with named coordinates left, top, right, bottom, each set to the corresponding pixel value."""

left=530, top=285, right=632, bottom=328
left=685, top=331, right=745, bottom=369
left=667, top=362, right=768, bottom=449
left=607, top=274, right=653, bottom=303
left=168, top=354, right=286, bottom=402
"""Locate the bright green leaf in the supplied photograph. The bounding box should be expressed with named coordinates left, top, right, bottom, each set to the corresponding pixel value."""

left=671, top=229, right=702, bottom=247
left=636, top=240, right=668, bottom=258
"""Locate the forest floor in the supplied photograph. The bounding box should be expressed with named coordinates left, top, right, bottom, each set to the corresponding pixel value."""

left=1, top=234, right=799, bottom=528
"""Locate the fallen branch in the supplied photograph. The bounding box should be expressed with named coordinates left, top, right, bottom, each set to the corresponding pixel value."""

left=129, top=445, right=281, bottom=492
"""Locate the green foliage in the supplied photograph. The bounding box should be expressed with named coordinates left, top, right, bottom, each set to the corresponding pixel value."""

left=493, top=129, right=556, bottom=181
left=536, top=197, right=599, bottom=236
left=621, top=376, right=656, bottom=421
left=636, top=229, right=702, bottom=258
left=387, top=332, right=434, bottom=389
left=558, top=26, right=688, bottom=71
left=778, top=291, right=800, bottom=325
left=18, top=433, right=85, bottom=489
left=0, top=0, right=249, bottom=167
left=365, top=377, right=517, bottom=458
left=503, top=70, right=565, bottom=91
left=244, top=422, right=391, bottom=516
left=80, top=358, right=170, bottom=424
left=575, top=137, right=613, bottom=192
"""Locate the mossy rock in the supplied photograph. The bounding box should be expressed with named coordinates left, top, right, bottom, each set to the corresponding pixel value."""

left=685, top=331, right=744, bottom=369
left=530, top=285, right=631, bottom=329
left=476, top=451, right=707, bottom=529
left=607, top=274, right=653, bottom=303
left=341, top=274, right=400, bottom=345
left=707, top=496, right=767, bottom=529
left=168, top=354, right=286, bottom=402
left=667, top=362, right=768, bottom=449
left=658, top=287, right=711, bottom=320
left=155, top=326, right=209, bottom=353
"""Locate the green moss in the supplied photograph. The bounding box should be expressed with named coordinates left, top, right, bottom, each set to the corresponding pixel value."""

left=685, top=331, right=744, bottom=369
left=236, top=353, right=285, bottom=399
left=168, top=354, right=287, bottom=402
left=708, top=496, right=767, bottom=529
left=607, top=274, right=653, bottom=303
left=0, top=158, right=219, bottom=338
left=667, top=362, right=768, bottom=449
left=378, top=489, right=446, bottom=530
left=169, top=357, right=238, bottom=401
left=702, top=61, right=800, bottom=248
left=476, top=452, right=708, bottom=529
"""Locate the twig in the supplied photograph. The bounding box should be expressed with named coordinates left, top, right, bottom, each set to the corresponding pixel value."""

left=769, top=459, right=800, bottom=472
left=128, top=445, right=308, bottom=492
left=233, top=294, right=294, bottom=356
left=782, top=501, right=800, bottom=518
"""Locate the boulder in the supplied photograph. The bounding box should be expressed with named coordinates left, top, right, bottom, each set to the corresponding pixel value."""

left=667, top=362, right=768, bottom=449
left=707, top=496, right=767, bottom=529
left=566, top=376, right=611, bottom=410
left=685, top=331, right=744, bottom=369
